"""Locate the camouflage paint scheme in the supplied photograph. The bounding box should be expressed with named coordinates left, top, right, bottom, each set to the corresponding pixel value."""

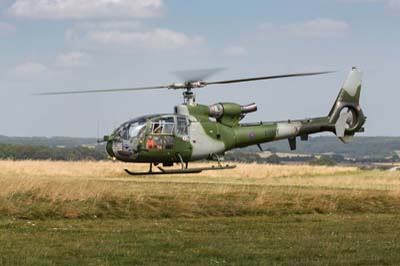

left=105, top=68, right=366, bottom=165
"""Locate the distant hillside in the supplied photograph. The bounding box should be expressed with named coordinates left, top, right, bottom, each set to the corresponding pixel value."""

left=249, top=136, right=400, bottom=159
left=1, top=135, right=399, bottom=159
left=0, top=135, right=98, bottom=148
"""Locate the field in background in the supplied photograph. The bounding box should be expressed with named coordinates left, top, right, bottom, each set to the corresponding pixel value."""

left=1, top=161, right=400, bottom=265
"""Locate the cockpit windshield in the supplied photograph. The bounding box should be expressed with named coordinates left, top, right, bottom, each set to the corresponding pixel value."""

left=115, top=115, right=160, bottom=140
left=128, top=122, right=146, bottom=139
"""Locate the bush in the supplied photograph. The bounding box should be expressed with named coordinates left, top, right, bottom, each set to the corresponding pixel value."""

left=309, top=156, right=337, bottom=166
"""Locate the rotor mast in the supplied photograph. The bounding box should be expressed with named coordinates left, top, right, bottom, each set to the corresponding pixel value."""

left=183, top=89, right=196, bottom=105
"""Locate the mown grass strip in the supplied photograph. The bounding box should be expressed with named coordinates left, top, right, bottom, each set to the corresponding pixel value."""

left=1, top=214, right=400, bottom=266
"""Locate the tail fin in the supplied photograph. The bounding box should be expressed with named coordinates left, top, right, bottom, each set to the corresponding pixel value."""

left=329, top=67, right=366, bottom=143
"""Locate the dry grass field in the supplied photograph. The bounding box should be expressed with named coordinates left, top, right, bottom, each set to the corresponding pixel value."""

left=1, top=160, right=400, bottom=219
left=1, top=160, right=400, bottom=265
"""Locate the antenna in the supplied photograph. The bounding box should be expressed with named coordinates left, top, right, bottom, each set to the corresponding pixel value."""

left=96, top=120, right=100, bottom=141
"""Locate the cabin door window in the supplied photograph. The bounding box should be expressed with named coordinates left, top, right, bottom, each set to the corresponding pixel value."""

left=147, top=117, right=175, bottom=150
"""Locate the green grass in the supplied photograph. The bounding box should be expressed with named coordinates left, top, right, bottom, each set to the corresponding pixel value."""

left=1, top=215, right=400, bottom=266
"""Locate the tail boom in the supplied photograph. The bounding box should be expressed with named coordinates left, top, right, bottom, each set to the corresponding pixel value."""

left=232, top=67, right=366, bottom=150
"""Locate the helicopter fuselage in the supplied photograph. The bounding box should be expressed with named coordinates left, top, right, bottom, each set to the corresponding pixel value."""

left=105, top=93, right=365, bottom=166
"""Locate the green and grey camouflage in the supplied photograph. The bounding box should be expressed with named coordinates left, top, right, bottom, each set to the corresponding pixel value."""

left=104, top=67, right=366, bottom=169
left=36, top=67, right=365, bottom=174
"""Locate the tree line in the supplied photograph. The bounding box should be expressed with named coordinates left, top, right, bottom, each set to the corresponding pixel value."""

left=0, top=144, right=107, bottom=161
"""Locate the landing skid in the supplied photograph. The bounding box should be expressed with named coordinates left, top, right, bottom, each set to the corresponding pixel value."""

left=124, top=154, right=236, bottom=176
left=124, top=165, right=236, bottom=176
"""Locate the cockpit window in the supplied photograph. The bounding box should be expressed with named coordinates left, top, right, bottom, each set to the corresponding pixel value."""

left=150, top=117, right=175, bottom=135
left=176, top=116, right=189, bottom=136
left=116, top=123, right=129, bottom=139
left=128, top=122, right=145, bottom=138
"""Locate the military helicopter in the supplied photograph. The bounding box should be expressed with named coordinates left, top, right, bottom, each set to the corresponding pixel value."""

left=36, top=67, right=366, bottom=175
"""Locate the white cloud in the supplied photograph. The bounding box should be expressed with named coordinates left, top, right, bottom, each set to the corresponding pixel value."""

left=88, top=29, right=200, bottom=49
left=387, top=0, right=400, bottom=14
left=223, top=45, right=247, bottom=57
left=293, top=19, right=349, bottom=38
left=66, top=26, right=205, bottom=52
left=55, top=52, right=91, bottom=67
left=0, top=22, right=16, bottom=35
left=8, top=0, right=163, bottom=20
left=74, top=20, right=142, bottom=31
left=260, top=19, right=350, bottom=39
left=339, top=0, right=400, bottom=15
left=12, top=62, right=47, bottom=77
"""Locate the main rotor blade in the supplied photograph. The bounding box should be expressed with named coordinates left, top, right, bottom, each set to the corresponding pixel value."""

left=33, top=70, right=335, bottom=96
left=33, top=85, right=169, bottom=96
left=204, top=71, right=335, bottom=86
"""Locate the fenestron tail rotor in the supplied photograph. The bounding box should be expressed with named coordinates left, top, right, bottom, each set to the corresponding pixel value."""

left=33, top=69, right=336, bottom=103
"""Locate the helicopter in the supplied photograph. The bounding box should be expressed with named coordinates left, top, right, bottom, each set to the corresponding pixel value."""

left=36, top=67, right=366, bottom=175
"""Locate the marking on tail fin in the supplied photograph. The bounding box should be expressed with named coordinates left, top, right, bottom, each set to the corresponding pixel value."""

left=342, top=67, right=362, bottom=97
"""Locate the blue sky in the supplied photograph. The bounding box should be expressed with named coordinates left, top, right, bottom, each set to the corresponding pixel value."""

left=0, top=0, right=399, bottom=137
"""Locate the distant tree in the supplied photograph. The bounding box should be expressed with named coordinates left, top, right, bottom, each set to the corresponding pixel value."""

left=265, top=154, right=281, bottom=164
left=0, top=144, right=107, bottom=161
left=309, top=156, right=337, bottom=166
left=391, top=153, right=400, bottom=162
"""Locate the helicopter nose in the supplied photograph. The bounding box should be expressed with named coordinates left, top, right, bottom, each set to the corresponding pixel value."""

left=106, top=141, right=116, bottom=158
left=106, top=140, right=135, bottom=160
